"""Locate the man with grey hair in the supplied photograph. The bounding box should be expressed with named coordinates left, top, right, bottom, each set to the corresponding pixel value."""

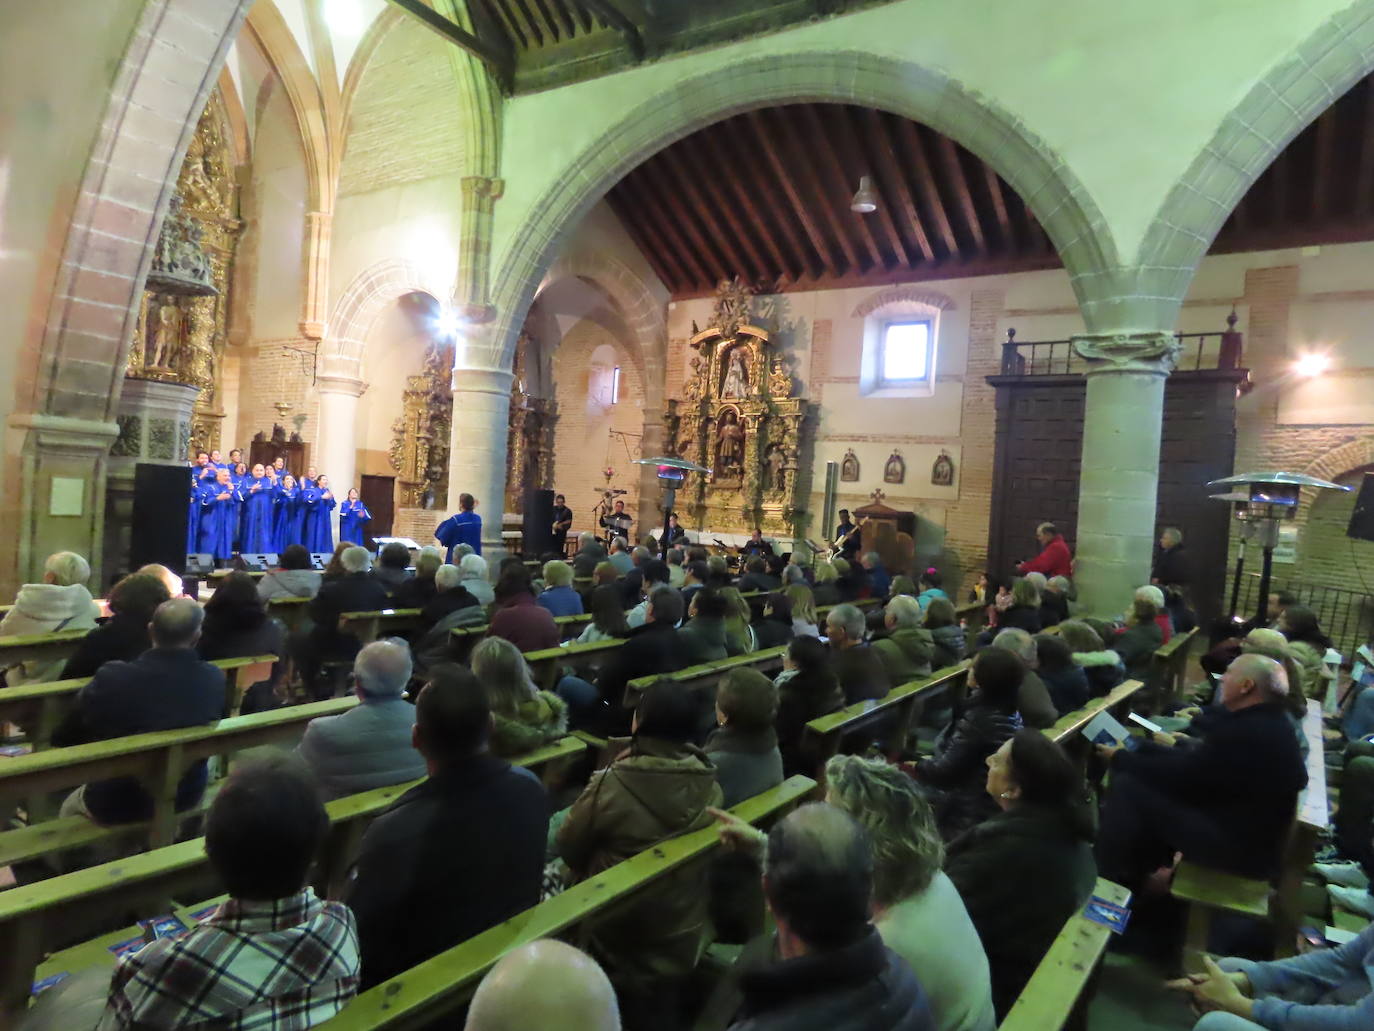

left=54, top=598, right=227, bottom=826
left=871, top=595, right=934, bottom=686
left=1096, top=652, right=1307, bottom=888
left=824, top=603, right=889, bottom=704
left=298, top=638, right=425, bottom=800
left=859, top=551, right=890, bottom=599
left=299, top=544, right=390, bottom=697
left=458, top=552, right=495, bottom=607
left=621, top=545, right=653, bottom=606
left=720, top=803, right=934, bottom=1030
left=990, top=628, right=1057, bottom=727
left=1, top=551, right=101, bottom=683
left=421, top=563, right=480, bottom=626
left=465, top=939, right=620, bottom=1031
left=1152, top=525, right=1189, bottom=587
left=666, top=546, right=686, bottom=588
left=608, top=537, right=634, bottom=576
left=572, top=531, right=606, bottom=579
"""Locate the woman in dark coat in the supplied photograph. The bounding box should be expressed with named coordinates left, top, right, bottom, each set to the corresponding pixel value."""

left=906, top=648, right=1024, bottom=837
left=59, top=573, right=171, bottom=680
left=774, top=634, right=845, bottom=777
left=1034, top=633, right=1089, bottom=715
left=945, top=729, right=1097, bottom=1019
left=751, top=592, right=795, bottom=652
left=1113, top=596, right=1164, bottom=685
left=198, top=571, right=287, bottom=712
left=996, top=577, right=1043, bottom=635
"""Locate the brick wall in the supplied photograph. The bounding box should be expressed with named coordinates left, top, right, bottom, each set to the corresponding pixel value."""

left=231, top=337, right=320, bottom=459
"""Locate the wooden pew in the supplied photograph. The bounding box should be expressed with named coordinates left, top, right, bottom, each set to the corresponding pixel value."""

left=1150, top=625, right=1198, bottom=707
left=1170, top=698, right=1328, bottom=964
left=524, top=639, right=625, bottom=692
left=315, top=774, right=816, bottom=1029
left=622, top=645, right=789, bottom=709
left=1, top=737, right=591, bottom=1022
left=0, top=629, right=95, bottom=675
left=1043, top=679, right=1148, bottom=745
left=0, top=655, right=279, bottom=751
left=265, top=595, right=312, bottom=633
left=337, top=608, right=424, bottom=645
left=448, top=613, right=593, bottom=662
left=998, top=877, right=1132, bottom=1031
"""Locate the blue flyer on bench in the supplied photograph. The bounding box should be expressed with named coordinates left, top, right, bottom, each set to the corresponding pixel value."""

left=1083, top=896, right=1131, bottom=934
left=31, top=972, right=69, bottom=997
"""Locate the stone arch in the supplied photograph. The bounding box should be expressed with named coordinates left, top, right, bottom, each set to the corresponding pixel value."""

left=323, top=259, right=445, bottom=379
left=851, top=286, right=957, bottom=319
left=1297, top=435, right=1374, bottom=517
left=1136, top=1, right=1374, bottom=331
left=490, top=50, right=1119, bottom=369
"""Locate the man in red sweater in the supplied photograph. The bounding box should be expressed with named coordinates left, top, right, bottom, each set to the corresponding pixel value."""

left=1018, top=522, right=1073, bottom=579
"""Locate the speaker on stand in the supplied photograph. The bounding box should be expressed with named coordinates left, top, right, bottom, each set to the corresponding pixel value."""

left=522, top=488, right=555, bottom=558
left=132, top=463, right=192, bottom=574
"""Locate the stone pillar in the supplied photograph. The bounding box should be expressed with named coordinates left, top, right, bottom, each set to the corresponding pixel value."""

left=315, top=373, right=366, bottom=540
left=1071, top=332, right=1180, bottom=617
left=447, top=364, right=514, bottom=556
left=300, top=210, right=332, bottom=340
left=104, top=378, right=201, bottom=584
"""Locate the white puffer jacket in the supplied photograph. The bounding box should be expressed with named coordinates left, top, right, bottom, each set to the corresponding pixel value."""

left=0, top=583, right=100, bottom=684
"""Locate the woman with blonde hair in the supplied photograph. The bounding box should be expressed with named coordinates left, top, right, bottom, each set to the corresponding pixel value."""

left=718, top=586, right=756, bottom=655
left=536, top=559, right=583, bottom=618
left=784, top=583, right=819, bottom=638
left=812, top=559, right=841, bottom=607
left=469, top=636, right=567, bottom=756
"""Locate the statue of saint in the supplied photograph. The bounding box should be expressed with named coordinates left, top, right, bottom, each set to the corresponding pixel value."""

left=148, top=301, right=182, bottom=370
left=721, top=349, right=749, bottom=398
left=766, top=445, right=787, bottom=492
left=716, top=411, right=745, bottom=474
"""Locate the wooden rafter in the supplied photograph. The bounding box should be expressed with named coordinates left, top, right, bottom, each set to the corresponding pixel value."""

left=644, top=153, right=737, bottom=283
left=534, top=0, right=575, bottom=41
left=385, top=0, right=514, bottom=89
left=606, top=192, right=685, bottom=288
left=704, top=126, right=801, bottom=284
left=675, top=140, right=774, bottom=283
left=720, top=118, right=817, bottom=281
left=982, top=163, right=1016, bottom=251
left=895, top=118, right=958, bottom=258
left=808, top=105, right=885, bottom=270
left=1359, top=82, right=1374, bottom=219
left=574, top=0, right=645, bottom=58
left=938, top=135, right=986, bottom=255
left=624, top=167, right=714, bottom=290
left=851, top=107, right=923, bottom=265
left=1312, top=106, right=1337, bottom=220
left=606, top=179, right=699, bottom=289
left=771, top=108, right=863, bottom=274
left=506, top=0, right=547, bottom=47
left=656, top=151, right=759, bottom=282
left=749, top=110, right=836, bottom=277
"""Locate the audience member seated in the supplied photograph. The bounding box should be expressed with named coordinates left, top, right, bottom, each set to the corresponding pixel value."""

left=1279, top=604, right=1333, bottom=702
left=860, top=551, right=890, bottom=599
left=256, top=544, right=323, bottom=601
left=471, top=636, right=568, bottom=756
left=577, top=583, right=633, bottom=643
left=320, top=541, right=352, bottom=583
left=1095, top=654, right=1306, bottom=887
left=832, top=557, right=867, bottom=602
left=579, top=586, right=690, bottom=730
left=0, top=550, right=100, bottom=685
left=872, top=595, right=935, bottom=686
left=347, top=665, right=548, bottom=989
left=419, top=563, right=481, bottom=628
left=825, top=603, right=890, bottom=705
left=297, top=546, right=390, bottom=696
left=681, top=559, right=709, bottom=609
left=995, top=577, right=1042, bottom=635
left=916, top=568, right=948, bottom=612
left=369, top=541, right=412, bottom=596
left=58, top=571, right=171, bottom=680
left=988, top=628, right=1057, bottom=729
left=618, top=546, right=650, bottom=606
left=1137, top=584, right=1174, bottom=644
left=1023, top=572, right=1065, bottom=629
left=198, top=570, right=287, bottom=712
left=775, top=635, right=845, bottom=777
left=593, top=560, right=619, bottom=590
left=707, top=554, right=732, bottom=589
left=721, top=586, right=757, bottom=655
left=1163, top=584, right=1196, bottom=636
left=52, top=599, right=226, bottom=827
left=826, top=755, right=996, bottom=1031
left=488, top=572, right=560, bottom=654
left=945, top=730, right=1096, bottom=1019
left=607, top=537, right=635, bottom=576
left=1058, top=619, right=1125, bottom=697
left=923, top=597, right=967, bottom=670
left=464, top=940, right=621, bottom=1031
left=738, top=556, right=780, bottom=594
left=706, top=668, right=783, bottom=807
left=1034, top=633, right=1089, bottom=715
left=556, top=681, right=723, bottom=1021
left=785, top=584, right=819, bottom=639
left=811, top=560, right=841, bottom=607
left=752, top=591, right=795, bottom=651
left=93, top=758, right=358, bottom=1028
left=531, top=559, right=582, bottom=619
left=296, top=639, right=425, bottom=800
left=666, top=547, right=687, bottom=588
left=1044, top=575, right=1073, bottom=623
left=716, top=803, right=935, bottom=1030
left=1112, top=592, right=1165, bottom=686
left=458, top=552, right=495, bottom=607
left=626, top=559, right=671, bottom=628
left=907, top=648, right=1024, bottom=837
left=888, top=575, right=918, bottom=600
left=390, top=545, right=442, bottom=609
left=679, top=587, right=732, bottom=666
left=135, top=563, right=187, bottom=599
left=572, top=531, right=608, bottom=579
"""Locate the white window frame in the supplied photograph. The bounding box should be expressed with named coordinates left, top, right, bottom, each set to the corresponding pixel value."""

left=610, top=365, right=622, bottom=404
left=859, top=309, right=940, bottom=398
left=877, top=319, right=933, bottom=388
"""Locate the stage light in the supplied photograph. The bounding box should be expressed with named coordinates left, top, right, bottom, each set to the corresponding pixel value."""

left=1293, top=352, right=1331, bottom=378
left=850, top=176, right=879, bottom=213
left=433, top=307, right=461, bottom=339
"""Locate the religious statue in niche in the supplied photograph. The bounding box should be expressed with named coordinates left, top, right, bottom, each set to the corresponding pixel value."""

left=148, top=300, right=182, bottom=371
left=840, top=449, right=860, bottom=482
left=884, top=450, right=906, bottom=485
left=932, top=449, right=956, bottom=487
left=764, top=443, right=787, bottom=493
left=721, top=347, right=750, bottom=398
left=769, top=355, right=795, bottom=398
left=715, top=408, right=745, bottom=477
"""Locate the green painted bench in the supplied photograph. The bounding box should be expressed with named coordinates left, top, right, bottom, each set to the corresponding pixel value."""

left=448, top=613, right=593, bottom=661
left=1151, top=625, right=1199, bottom=707
left=265, top=595, right=312, bottom=632
left=998, top=877, right=1132, bottom=1031
left=524, top=638, right=626, bottom=691
left=0, top=629, right=97, bottom=674
left=337, top=608, right=424, bottom=645
left=1043, top=679, right=1148, bottom=746
left=622, top=645, right=789, bottom=708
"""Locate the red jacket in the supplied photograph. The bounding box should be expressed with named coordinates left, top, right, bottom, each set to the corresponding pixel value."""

left=1018, top=535, right=1073, bottom=579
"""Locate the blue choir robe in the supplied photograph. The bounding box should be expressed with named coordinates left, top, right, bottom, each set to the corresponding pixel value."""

left=197, top=482, right=241, bottom=560
left=273, top=486, right=303, bottom=552
left=301, top=487, right=336, bottom=553
left=186, top=473, right=201, bottom=555
left=339, top=499, right=371, bottom=545
left=300, top=476, right=316, bottom=491
left=435, top=510, right=482, bottom=562
left=240, top=476, right=276, bottom=553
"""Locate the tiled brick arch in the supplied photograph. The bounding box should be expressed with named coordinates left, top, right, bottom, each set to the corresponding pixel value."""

left=1134, top=1, right=1374, bottom=332
left=1297, top=435, right=1374, bottom=517
left=490, top=49, right=1119, bottom=372
left=851, top=286, right=957, bottom=319
left=323, top=259, right=445, bottom=377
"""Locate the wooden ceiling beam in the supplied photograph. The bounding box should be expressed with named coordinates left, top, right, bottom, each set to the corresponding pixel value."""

left=385, top=0, right=514, bottom=89
left=770, top=108, right=863, bottom=274
left=896, top=119, right=959, bottom=258
left=748, top=109, right=837, bottom=278
left=622, top=163, right=715, bottom=290
left=605, top=190, right=685, bottom=288
left=938, top=135, right=986, bottom=255
left=574, top=0, right=646, bottom=59
left=853, top=107, right=924, bottom=265
left=676, top=139, right=775, bottom=284
left=1358, top=82, right=1374, bottom=219
left=504, top=0, right=546, bottom=47
left=656, top=149, right=760, bottom=283
left=982, top=164, right=1016, bottom=252
left=1313, top=107, right=1337, bottom=220
left=808, top=106, right=884, bottom=271
left=709, top=123, right=802, bottom=284
left=610, top=179, right=702, bottom=291
left=721, top=117, right=819, bottom=281
left=539, top=0, right=577, bottom=40
left=642, top=152, right=738, bottom=284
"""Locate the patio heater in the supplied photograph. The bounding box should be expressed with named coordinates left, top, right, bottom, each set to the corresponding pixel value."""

left=633, top=456, right=710, bottom=556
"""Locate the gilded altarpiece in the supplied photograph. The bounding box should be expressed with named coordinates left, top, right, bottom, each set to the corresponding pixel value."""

left=663, top=280, right=815, bottom=537
left=389, top=340, right=454, bottom=509
left=125, top=91, right=241, bottom=454
left=506, top=335, right=558, bottom=511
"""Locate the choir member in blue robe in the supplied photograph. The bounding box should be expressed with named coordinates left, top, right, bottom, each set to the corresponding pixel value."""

left=301, top=473, right=336, bottom=553
left=241, top=463, right=277, bottom=553
left=271, top=456, right=288, bottom=481
left=339, top=489, right=372, bottom=545
left=230, top=462, right=251, bottom=551
left=274, top=475, right=303, bottom=552
left=198, top=468, right=241, bottom=563
left=435, top=492, right=482, bottom=562
left=209, top=449, right=224, bottom=469
left=228, top=448, right=243, bottom=470
left=300, top=466, right=318, bottom=491
left=187, top=472, right=201, bottom=555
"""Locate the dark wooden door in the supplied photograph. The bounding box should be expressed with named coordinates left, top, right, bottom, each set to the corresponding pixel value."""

left=249, top=440, right=306, bottom=477
left=360, top=475, right=395, bottom=542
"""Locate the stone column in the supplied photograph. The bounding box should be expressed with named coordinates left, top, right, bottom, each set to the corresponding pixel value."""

left=300, top=210, right=332, bottom=340
left=1071, top=332, right=1180, bottom=616
left=447, top=364, right=514, bottom=556
left=315, top=373, right=366, bottom=540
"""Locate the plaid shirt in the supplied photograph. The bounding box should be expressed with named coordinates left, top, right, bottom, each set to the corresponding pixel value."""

left=96, top=889, right=359, bottom=1030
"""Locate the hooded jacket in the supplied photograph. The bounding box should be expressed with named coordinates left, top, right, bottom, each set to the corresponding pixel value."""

left=255, top=569, right=322, bottom=602
left=557, top=736, right=723, bottom=980
left=914, top=696, right=1022, bottom=836
left=929, top=623, right=968, bottom=670
left=776, top=667, right=846, bottom=777
left=871, top=627, right=935, bottom=686
left=0, top=583, right=100, bottom=684
left=490, top=690, right=568, bottom=758
left=1074, top=649, right=1125, bottom=698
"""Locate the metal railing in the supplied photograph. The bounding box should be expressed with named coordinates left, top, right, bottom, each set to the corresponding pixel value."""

left=1230, top=569, right=1374, bottom=660
left=999, top=322, right=1244, bottom=377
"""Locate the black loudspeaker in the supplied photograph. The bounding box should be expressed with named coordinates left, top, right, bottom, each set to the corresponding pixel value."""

left=237, top=553, right=278, bottom=572
left=1347, top=473, right=1374, bottom=542
left=131, top=463, right=192, bottom=574
left=522, top=488, right=555, bottom=557
left=309, top=552, right=332, bottom=570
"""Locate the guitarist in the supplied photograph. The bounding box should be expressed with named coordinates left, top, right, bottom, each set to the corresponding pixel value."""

left=550, top=493, right=574, bottom=554
left=832, top=509, right=863, bottom=561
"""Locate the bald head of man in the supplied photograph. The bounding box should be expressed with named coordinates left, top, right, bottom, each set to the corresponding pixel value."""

left=464, top=940, right=619, bottom=1031
left=1219, top=652, right=1289, bottom=711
